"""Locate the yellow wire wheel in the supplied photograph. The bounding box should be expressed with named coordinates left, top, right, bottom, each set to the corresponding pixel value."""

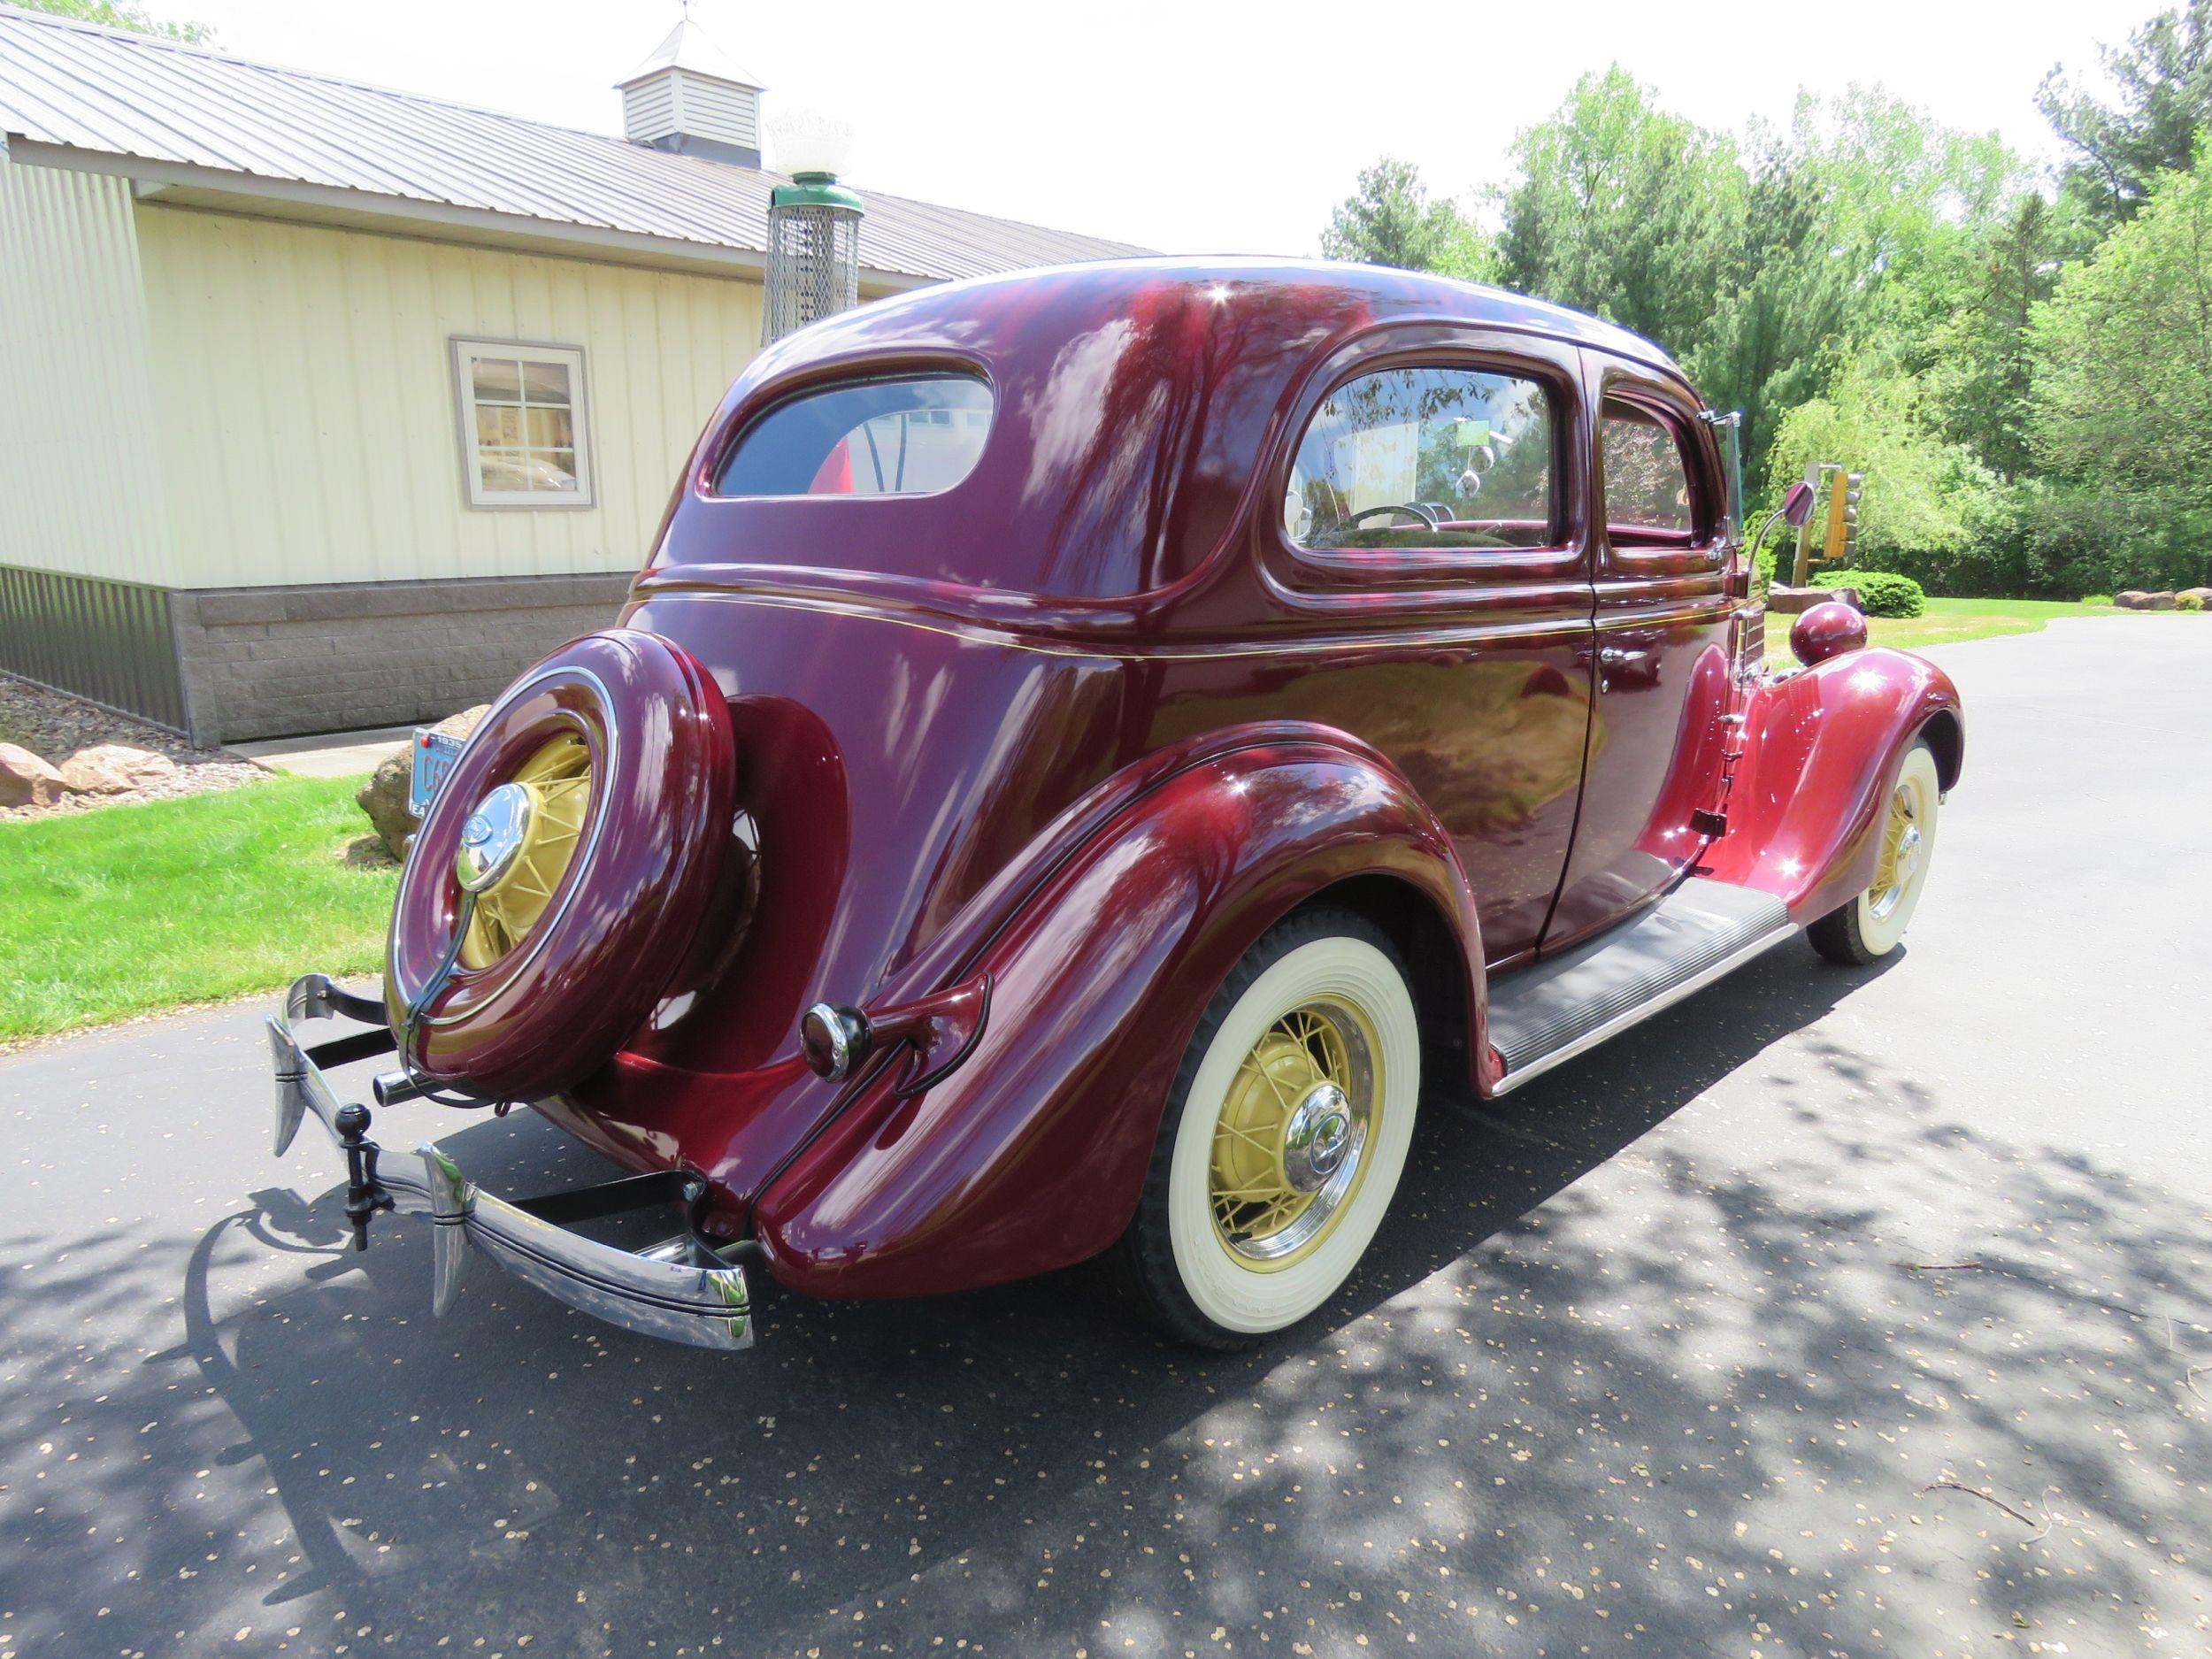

left=1809, top=739, right=1941, bottom=965
left=457, top=735, right=594, bottom=970
left=1208, top=1000, right=1379, bottom=1270
left=1141, top=911, right=1422, bottom=1343
left=1867, top=772, right=1929, bottom=924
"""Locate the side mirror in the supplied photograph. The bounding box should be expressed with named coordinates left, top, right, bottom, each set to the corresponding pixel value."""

left=1780, top=480, right=1816, bottom=528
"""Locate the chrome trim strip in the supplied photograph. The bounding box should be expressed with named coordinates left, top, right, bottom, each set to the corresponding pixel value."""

left=1591, top=603, right=1733, bottom=631
left=635, top=590, right=1601, bottom=661
left=1491, top=922, right=1800, bottom=1096
left=266, top=976, right=752, bottom=1351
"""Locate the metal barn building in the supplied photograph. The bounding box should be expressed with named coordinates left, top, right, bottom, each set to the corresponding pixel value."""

left=0, top=6, right=1143, bottom=742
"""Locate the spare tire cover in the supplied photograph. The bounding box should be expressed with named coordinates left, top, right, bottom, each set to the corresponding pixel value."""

left=386, top=628, right=734, bottom=1100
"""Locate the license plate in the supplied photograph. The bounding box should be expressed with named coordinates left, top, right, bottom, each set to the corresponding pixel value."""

left=407, top=730, right=467, bottom=818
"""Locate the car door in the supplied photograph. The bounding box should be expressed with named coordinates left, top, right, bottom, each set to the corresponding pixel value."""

left=1221, top=334, right=1599, bottom=972
left=1540, top=359, right=1736, bottom=954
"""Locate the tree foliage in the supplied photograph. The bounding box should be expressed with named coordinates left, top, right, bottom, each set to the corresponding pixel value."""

left=1486, top=73, right=2018, bottom=485
left=1765, top=357, right=1993, bottom=571
left=2030, top=142, right=2212, bottom=495
left=13, top=0, right=211, bottom=42
left=1320, top=159, right=1491, bottom=280
left=1921, top=194, right=2069, bottom=480
left=1317, top=8, right=2212, bottom=598
left=2039, top=0, right=2212, bottom=229
left=1494, top=69, right=1744, bottom=357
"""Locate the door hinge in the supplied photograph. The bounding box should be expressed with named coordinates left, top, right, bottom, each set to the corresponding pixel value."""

left=1691, top=808, right=1727, bottom=839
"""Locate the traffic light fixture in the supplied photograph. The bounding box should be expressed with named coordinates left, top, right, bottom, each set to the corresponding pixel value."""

left=1822, top=468, right=1863, bottom=566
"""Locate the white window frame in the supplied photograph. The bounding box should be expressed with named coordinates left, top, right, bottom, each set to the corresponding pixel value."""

left=450, top=337, right=595, bottom=511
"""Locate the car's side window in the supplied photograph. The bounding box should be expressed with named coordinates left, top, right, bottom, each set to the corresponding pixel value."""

left=1601, top=399, right=1700, bottom=544
left=1285, top=365, right=1555, bottom=551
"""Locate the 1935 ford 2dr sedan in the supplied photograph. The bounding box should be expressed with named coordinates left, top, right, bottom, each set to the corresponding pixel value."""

left=265, top=258, right=1961, bottom=1350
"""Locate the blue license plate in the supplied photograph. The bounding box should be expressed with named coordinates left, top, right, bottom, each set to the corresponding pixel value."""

left=407, top=730, right=467, bottom=818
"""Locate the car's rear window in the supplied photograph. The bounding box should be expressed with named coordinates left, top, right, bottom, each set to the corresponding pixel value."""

left=714, top=375, right=994, bottom=498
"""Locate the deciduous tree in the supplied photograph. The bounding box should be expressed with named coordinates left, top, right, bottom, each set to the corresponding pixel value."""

left=2039, top=1, right=2212, bottom=230
left=1320, top=159, right=1491, bottom=280
left=1494, top=68, right=1744, bottom=357
left=2031, top=144, right=2212, bottom=499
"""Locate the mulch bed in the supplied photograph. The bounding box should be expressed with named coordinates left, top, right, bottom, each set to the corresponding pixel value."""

left=0, top=672, right=268, bottom=822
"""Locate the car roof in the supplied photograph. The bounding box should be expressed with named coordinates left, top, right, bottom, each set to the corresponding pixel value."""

left=682, top=258, right=1696, bottom=606
left=790, top=256, right=1689, bottom=384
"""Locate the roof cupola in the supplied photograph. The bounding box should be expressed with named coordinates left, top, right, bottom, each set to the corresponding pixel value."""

left=617, top=15, right=764, bottom=168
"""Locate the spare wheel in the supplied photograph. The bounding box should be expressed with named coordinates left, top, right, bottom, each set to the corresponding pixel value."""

left=386, top=628, right=735, bottom=1101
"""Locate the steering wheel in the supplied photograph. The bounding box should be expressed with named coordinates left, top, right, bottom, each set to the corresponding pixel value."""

left=1342, top=503, right=1441, bottom=532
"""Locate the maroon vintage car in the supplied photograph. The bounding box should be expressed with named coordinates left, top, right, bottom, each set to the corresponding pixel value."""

left=265, top=258, right=1960, bottom=1350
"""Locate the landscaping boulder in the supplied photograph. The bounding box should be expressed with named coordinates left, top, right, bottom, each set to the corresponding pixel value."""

left=0, top=741, right=69, bottom=809
left=2179, top=587, right=2212, bottom=609
left=357, top=704, right=489, bottom=857
left=2145, top=591, right=2179, bottom=611
left=2115, top=590, right=2150, bottom=609
left=1768, top=584, right=1860, bottom=615
left=58, top=742, right=178, bottom=795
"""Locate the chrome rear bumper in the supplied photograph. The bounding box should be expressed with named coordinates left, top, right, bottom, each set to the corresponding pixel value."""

left=266, top=974, right=753, bottom=1351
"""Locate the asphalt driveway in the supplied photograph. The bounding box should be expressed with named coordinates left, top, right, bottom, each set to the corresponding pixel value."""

left=4, top=617, right=2207, bottom=1658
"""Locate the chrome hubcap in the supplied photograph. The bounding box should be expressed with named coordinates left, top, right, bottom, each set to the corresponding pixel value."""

left=454, top=782, right=535, bottom=893
left=1282, top=1082, right=1353, bottom=1191
left=1210, top=1002, right=1379, bottom=1265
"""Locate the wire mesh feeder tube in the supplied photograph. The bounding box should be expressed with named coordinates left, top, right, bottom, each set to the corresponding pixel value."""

left=762, top=191, right=863, bottom=345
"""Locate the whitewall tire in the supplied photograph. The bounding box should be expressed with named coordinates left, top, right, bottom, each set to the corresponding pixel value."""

left=1112, top=908, right=1421, bottom=1348
left=1809, top=740, right=1941, bottom=965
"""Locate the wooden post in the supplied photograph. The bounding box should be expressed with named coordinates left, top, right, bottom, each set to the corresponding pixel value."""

left=1790, top=462, right=1821, bottom=588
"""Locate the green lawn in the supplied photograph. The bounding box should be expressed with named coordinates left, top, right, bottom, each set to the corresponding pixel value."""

left=1, top=774, right=397, bottom=1043
left=1762, top=595, right=2175, bottom=659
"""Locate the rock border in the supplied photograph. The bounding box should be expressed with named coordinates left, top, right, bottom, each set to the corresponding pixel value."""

left=0, top=672, right=267, bottom=821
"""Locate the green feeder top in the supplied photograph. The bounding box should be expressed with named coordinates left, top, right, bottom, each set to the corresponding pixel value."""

left=772, top=172, right=864, bottom=214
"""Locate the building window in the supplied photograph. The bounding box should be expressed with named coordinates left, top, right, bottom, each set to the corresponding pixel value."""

left=451, top=339, right=594, bottom=509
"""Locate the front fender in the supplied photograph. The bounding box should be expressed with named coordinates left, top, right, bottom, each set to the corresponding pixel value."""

left=1702, top=647, right=1963, bottom=923
left=752, top=735, right=1481, bottom=1300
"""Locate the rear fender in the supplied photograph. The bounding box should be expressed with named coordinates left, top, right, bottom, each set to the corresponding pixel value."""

left=752, top=735, right=1482, bottom=1300
left=1702, top=647, right=1963, bottom=922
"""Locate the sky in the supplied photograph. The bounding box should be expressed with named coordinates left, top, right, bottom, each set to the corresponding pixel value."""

left=124, top=0, right=2168, bottom=253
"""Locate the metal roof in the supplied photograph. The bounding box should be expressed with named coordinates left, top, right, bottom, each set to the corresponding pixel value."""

left=0, top=4, right=1149, bottom=285
left=618, top=19, right=763, bottom=93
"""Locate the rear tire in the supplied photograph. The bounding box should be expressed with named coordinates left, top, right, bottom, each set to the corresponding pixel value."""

left=1110, top=908, right=1420, bottom=1348
left=1808, top=740, right=1940, bottom=966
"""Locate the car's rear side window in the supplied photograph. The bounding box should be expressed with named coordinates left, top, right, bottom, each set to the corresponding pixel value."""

left=1285, top=366, right=1556, bottom=550
left=715, top=375, right=993, bottom=498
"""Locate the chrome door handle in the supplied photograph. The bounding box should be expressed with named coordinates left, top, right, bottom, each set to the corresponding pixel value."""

left=1597, top=647, right=1650, bottom=668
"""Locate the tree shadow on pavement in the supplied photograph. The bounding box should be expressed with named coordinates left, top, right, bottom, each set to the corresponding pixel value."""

left=3, top=942, right=2207, bottom=1656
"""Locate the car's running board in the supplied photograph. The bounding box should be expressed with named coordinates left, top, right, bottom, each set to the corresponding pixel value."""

left=1489, top=878, right=1796, bottom=1094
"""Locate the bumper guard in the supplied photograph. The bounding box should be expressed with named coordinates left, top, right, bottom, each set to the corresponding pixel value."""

left=265, top=975, right=753, bottom=1350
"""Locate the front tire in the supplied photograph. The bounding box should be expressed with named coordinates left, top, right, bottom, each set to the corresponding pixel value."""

left=1112, top=908, right=1421, bottom=1348
left=1808, top=740, right=1941, bottom=965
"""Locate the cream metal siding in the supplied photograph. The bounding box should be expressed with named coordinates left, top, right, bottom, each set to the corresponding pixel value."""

left=0, top=150, right=181, bottom=586
left=135, top=204, right=764, bottom=588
